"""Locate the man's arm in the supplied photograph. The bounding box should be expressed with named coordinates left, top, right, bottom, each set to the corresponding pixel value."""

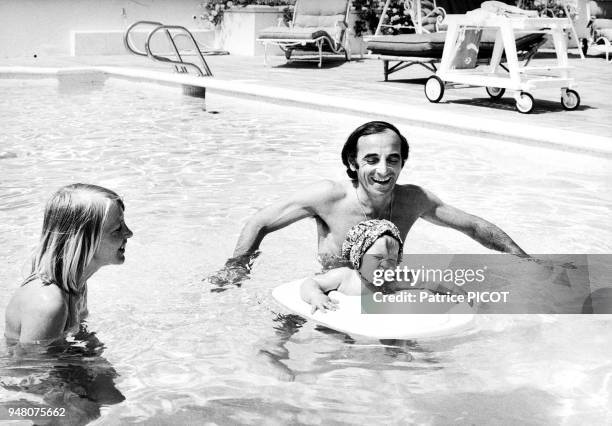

left=232, top=180, right=339, bottom=257
left=232, top=199, right=313, bottom=259
left=419, top=188, right=527, bottom=256
left=208, top=180, right=341, bottom=287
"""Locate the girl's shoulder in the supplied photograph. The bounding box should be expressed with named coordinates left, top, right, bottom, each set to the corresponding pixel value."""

left=17, top=279, right=67, bottom=315
left=5, top=279, right=68, bottom=341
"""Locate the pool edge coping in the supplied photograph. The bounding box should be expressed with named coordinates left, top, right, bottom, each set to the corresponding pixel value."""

left=2, top=65, right=611, bottom=158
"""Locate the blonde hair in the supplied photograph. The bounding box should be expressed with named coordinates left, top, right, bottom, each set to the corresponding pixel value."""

left=24, top=184, right=124, bottom=294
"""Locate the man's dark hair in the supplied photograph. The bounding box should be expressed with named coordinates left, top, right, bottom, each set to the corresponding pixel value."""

left=341, top=121, right=409, bottom=180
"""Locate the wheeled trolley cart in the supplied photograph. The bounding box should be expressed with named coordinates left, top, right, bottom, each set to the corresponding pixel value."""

left=424, top=14, right=580, bottom=113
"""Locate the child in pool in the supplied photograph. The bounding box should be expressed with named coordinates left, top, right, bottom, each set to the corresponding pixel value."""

left=301, top=219, right=407, bottom=313
left=4, top=183, right=133, bottom=344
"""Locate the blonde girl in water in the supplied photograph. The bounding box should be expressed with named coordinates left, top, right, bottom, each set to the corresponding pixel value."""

left=5, top=183, right=133, bottom=344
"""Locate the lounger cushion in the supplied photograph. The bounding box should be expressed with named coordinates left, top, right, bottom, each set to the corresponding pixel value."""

left=366, top=31, right=545, bottom=58
left=366, top=33, right=447, bottom=57
left=258, top=26, right=335, bottom=41
left=294, top=0, right=347, bottom=29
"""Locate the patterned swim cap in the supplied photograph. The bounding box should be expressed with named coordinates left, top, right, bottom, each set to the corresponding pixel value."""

left=341, top=219, right=403, bottom=270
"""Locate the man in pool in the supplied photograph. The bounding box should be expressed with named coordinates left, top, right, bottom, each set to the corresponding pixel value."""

left=209, top=120, right=526, bottom=286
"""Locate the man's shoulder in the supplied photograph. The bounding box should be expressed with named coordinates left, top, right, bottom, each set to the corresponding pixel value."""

left=396, top=184, right=428, bottom=198
left=394, top=184, right=437, bottom=214
left=304, top=179, right=349, bottom=201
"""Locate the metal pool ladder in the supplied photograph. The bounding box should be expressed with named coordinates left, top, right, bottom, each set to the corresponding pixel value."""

left=124, top=21, right=225, bottom=77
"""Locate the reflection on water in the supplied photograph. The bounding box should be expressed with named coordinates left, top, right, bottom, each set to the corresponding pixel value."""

left=0, top=326, right=124, bottom=425
left=0, top=78, right=611, bottom=424
left=257, top=313, right=443, bottom=383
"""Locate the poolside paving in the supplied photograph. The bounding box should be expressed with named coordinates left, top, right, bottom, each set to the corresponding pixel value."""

left=2, top=51, right=611, bottom=152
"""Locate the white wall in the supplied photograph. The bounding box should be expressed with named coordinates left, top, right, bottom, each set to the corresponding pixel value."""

left=0, top=0, right=209, bottom=58
left=221, top=7, right=282, bottom=56
left=0, top=1, right=364, bottom=59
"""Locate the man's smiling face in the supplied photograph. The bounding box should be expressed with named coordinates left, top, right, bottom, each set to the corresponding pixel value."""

left=351, top=130, right=404, bottom=195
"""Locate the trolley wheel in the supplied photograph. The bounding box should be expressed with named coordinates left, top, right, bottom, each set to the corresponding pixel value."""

left=424, top=76, right=445, bottom=103
left=486, top=86, right=505, bottom=100
left=284, top=49, right=293, bottom=60
left=515, top=92, right=534, bottom=114
left=561, top=89, right=580, bottom=111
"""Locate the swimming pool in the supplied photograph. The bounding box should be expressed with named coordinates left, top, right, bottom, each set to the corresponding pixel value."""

left=1, top=76, right=611, bottom=424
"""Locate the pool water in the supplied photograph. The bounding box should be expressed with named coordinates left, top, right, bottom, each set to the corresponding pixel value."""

left=0, top=77, right=611, bottom=424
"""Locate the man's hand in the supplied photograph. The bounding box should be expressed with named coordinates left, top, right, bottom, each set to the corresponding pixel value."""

left=206, top=252, right=260, bottom=290
left=309, top=294, right=339, bottom=314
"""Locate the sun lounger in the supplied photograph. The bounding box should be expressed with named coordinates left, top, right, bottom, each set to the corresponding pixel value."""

left=366, top=1, right=546, bottom=81
left=367, top=30, right=546, bottom=80
left=363, top=0, right=445, bottom=79
left=257, top=0, right=351, bottom=67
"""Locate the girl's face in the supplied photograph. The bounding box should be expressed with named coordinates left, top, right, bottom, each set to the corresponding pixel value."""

left=358, top=235, right=400, bottom=285
left=92, top=201, right=133, bottom=267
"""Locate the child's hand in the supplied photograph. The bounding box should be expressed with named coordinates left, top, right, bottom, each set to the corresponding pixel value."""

left=310, top=294, right=339, bottom=314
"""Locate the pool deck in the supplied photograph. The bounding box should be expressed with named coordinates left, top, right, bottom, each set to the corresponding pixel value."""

left=1, top=52, right=611, bottom=155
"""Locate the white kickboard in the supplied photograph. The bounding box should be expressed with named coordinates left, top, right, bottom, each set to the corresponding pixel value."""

left=272, top=279, right=475, bottom=340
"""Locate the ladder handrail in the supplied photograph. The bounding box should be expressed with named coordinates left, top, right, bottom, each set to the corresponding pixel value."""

left=123, top=20, right=213, bottom=77
left=124, top=21, right=163, bottom=57
left=147, top=24, right=213, bottom=77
